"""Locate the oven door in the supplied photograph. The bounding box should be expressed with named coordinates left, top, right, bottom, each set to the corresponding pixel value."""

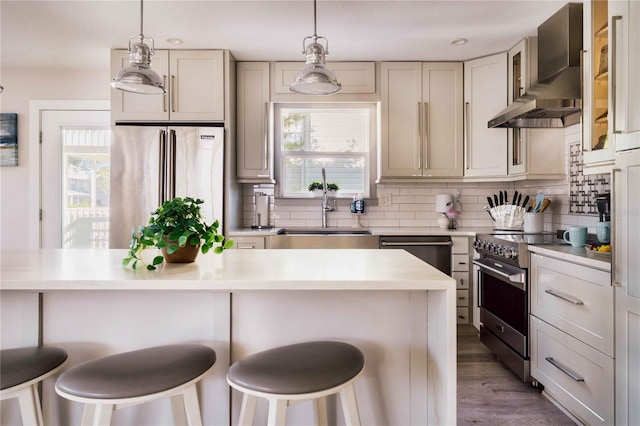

left=474, top=257, right=530, bottom=381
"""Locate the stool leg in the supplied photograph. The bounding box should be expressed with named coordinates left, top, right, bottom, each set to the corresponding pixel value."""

left=16, top=384, right=43, bottom=426
left=313, top=397, right=328, bottom=426
left=82, top=404, right=113, bottom=426
left=170, top=394, right=187, bottom=425
left=181, top=384, right=203, bottom=426
left=339, top=384, right=361, bottom=426
left=237, top=394, right=257, bottom=426
left=266, top=399, right=287, bottom=426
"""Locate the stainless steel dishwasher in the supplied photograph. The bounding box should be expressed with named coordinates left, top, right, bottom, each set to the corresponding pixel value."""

left=379, top=236, right=452, bottom=274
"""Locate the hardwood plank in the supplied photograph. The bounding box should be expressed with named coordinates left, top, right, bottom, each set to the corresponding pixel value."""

left=457, top=330, right=576, bottom=425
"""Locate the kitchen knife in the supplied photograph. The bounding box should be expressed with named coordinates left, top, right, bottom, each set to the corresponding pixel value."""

left=516, top=193, right=522, bottom=207
left=522, top=195, right=530, bottom=210
left=499, top=192, right=503, bottom=205
left=487, top=196, right=494, bottom=209
left=512, top=191, right=519, bottom=206
left=504, top=190, right=508, bottom=204
left=494, top=194, right=499, bottom=207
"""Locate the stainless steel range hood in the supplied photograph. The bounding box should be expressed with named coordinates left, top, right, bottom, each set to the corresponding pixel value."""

left=488, top=3, right=583, bottom=128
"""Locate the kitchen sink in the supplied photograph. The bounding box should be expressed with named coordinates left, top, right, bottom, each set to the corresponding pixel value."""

left=270, top=228, right=378, bottom=249
left=277, top=227, right=372, bottom=235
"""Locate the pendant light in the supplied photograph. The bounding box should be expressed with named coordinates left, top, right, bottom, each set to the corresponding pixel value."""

left=289, top=0, right=342, bottom=95
left=111, top=0, right=165, bottom=95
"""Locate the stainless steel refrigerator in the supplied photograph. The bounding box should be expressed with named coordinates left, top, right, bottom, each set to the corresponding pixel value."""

left=109, top=124, right=224, bottom=249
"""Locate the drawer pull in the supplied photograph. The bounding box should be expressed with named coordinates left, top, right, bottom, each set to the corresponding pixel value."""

left=495, top=323, right=505, bottom=333
left=544, top=289, right=584, bottom=305
left=545, top=357, right=585, bottom=382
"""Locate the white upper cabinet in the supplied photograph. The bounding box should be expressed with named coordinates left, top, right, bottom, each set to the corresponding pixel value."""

left=507, top=38, right=566, bottom=179
left=236, top=62, right=273, bottom=182
left=464, top=53, right=508, bottom=177
left=111, top=50, right=224, bottom=122
left=611, top=0, right=640, bottom=152
left=582, top=0, right=616, bottom=172
left=271, top=62, right=376, bottom=96
left=380, top=62, right=464, bottom=179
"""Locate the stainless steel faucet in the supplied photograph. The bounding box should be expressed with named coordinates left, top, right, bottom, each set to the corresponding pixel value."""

left=321, top=168, right=335, bottom=228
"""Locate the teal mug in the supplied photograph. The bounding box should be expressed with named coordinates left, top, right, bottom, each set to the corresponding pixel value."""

left=563, top=226, right=588, bottom=247
left=596, top=221, right=611, bottom=244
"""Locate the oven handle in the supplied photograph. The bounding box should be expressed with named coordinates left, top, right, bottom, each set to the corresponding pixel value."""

left=380, top=241, right=453, bottom=247
left=473, top=259, right=525, bottom=287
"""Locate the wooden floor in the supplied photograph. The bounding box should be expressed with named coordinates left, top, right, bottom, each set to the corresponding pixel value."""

left=457, top=325, right=575, bottom=425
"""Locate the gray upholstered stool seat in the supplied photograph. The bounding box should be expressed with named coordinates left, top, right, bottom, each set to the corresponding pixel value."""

left=55, top=344, right=216, bottom=426
left=227, top=341, right=364, bottom=426
left=1, top=346, right=68, bottom=426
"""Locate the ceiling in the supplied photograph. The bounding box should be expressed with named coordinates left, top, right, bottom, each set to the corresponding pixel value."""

left=1, top=0, right=578, bottom=72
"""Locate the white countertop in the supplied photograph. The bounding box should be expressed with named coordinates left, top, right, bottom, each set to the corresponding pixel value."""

left=528, top=245, right=611, bottom=271
left=0, top=249, right=455, bottom=291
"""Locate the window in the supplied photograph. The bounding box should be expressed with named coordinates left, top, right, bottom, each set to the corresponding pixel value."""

left=274, top=103, right=376, bottom=198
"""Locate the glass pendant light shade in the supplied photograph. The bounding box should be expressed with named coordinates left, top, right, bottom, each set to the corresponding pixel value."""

left=289, top=0, right=341, bottom=95
left=111, top=41, right=165, bottom=94
left=111, top=0, right=165, bottom=95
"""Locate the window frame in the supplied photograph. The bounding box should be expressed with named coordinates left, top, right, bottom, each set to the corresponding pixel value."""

left=273, top=102, right=378, bottom=199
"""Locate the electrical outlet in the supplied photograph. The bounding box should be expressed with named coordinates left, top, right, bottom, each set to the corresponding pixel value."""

left=379, top=192, right=392, bottom=207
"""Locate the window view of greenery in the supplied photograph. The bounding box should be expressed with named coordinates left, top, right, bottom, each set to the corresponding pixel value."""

left=62, top=128, right=110, bottom=248
left=280, top=108, right=370, bottom=197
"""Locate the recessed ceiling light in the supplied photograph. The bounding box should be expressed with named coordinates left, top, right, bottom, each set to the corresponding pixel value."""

left=451, top=38, right=468, bottom=46
left=166, top=38, right=183, bottom=45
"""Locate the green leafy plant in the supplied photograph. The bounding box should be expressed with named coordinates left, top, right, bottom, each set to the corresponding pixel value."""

left=308, top=181, right=340, bottom=191
left=123, top=197, right=233, bottom=271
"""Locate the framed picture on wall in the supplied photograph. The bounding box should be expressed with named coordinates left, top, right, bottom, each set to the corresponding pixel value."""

left=0, top=113, right=18, bottom=166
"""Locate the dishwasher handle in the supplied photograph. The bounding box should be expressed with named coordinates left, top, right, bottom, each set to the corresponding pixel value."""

left=380, top=241, right=453, bottom=247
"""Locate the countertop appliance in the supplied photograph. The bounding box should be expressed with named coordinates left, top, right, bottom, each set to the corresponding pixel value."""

left=109, top=123, right=224, bottom=249
left=473, top=231, right=559, bottom=381
left=380, top=236, right=452, bottom=274
left=488, top=3, right=583, bottom=128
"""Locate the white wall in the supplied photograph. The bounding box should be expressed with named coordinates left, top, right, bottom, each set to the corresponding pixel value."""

left=0, top=68, right=110, bottom=248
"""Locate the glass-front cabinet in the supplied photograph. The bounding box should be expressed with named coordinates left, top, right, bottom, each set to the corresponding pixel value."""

left=582, top=0, right=615, bottom=173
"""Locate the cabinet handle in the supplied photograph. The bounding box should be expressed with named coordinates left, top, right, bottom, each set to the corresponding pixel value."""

left=545, top=357, right=585, bottom=382
left=611, top=168, right=621, bottom=287
left=417, top=102, right=422, bottom=170
left=495, top=323, right=504, bottom=333
left=460, top=278, right=464, bottom=286
left=237, top=244, right=256, bottom=249
left=171, top=75, right=176, bottom=113
left=544, top=289, right=584, bottom=305
left=464, top=102, right=470, bottom=170
left=423, top=102, right=429, bottom=170
left=580, top=50, right=586, bottom=151
left=162, top=75, right=167, bottom=113
left=611, top=15, right=623, bottom=133
left=264, top=102, right=269, bottom=171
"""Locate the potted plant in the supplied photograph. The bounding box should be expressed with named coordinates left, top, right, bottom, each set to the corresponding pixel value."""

left=308, top=181, right=339, bottom=196
left=123, top=197, right=233, bottom=271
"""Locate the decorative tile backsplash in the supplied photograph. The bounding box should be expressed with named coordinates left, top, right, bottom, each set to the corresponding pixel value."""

left=568, top=142, right=610, bottom=214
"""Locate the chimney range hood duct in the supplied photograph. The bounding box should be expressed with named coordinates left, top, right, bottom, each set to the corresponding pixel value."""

left=488, top=3, right=583, bottom=129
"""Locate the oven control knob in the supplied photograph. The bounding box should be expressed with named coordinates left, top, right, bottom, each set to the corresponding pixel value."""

left=473, top=240, right=480, bottom=250
left=497, top=245, right=506, bottom=256
left=504, top=248, right=518, bottom=259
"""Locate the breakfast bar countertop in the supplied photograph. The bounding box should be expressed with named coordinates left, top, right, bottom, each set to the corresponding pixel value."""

left=0, top=248, right=455, bottom=291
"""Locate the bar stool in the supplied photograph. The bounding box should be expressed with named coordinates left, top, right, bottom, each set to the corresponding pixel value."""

left=227, top=341, right=364, bottom=426
left=55, top=344, right=216, bottom=426
left=1, top=346, right=68, bottom=426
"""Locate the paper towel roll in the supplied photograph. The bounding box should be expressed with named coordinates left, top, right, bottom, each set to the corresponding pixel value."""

left=435, top=194, right=453, bottom=213
left=254, top=193, right=270, bottom=227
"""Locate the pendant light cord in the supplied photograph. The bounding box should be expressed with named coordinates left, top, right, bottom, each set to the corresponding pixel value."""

left=312, top=0, right=318, bottom=40
left=139, top=0, right=144, bottom=38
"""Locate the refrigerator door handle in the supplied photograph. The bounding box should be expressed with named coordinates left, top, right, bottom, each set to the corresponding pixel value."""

left=159, top=130, right=167, bottom=204
left=169, top=129, right=177, bottom=200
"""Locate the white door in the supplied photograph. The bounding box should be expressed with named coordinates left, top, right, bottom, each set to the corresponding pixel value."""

left=40, top=110, right=110, bottom=248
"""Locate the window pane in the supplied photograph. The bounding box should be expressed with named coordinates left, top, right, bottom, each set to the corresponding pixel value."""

left=281, top=109, right=369, bottom=153
left=284, top=156, right=365, bottom=195
left=62, top=128, right=110, bottom=248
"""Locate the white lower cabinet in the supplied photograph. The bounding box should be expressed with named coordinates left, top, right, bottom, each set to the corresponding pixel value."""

left=231, top=236, right=265, bottom=250
left=530, top=252, right=614, bottom=425
left=452, top=237, right=471, bottom=324
left=530, top=316, right=614, bottom=425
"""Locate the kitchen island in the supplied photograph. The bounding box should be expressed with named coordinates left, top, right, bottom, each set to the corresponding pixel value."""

left=1, top=249, right=456, bottom=425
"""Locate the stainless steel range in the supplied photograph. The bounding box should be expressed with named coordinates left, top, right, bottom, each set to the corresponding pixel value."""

left=473, top=232, right=558, bottom=381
